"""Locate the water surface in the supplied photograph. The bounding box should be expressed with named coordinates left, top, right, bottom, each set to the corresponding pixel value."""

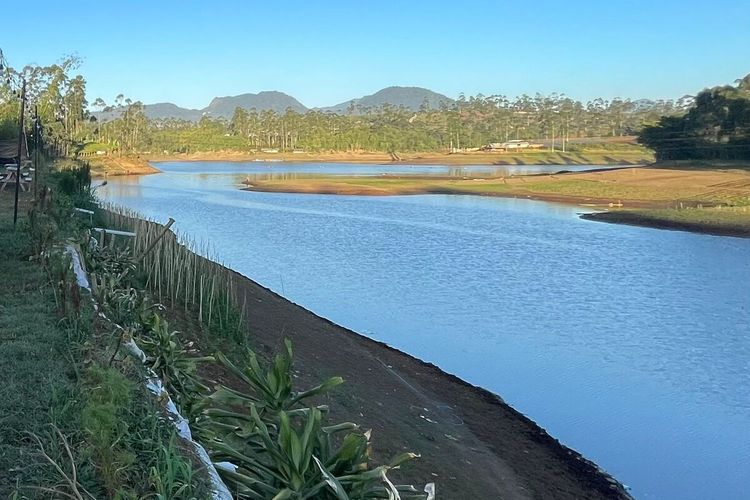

left=100, top=162, right=750, bottom=500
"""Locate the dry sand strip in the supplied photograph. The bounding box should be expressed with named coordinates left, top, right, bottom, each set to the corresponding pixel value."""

left=216, top=265, right=632, bottom=500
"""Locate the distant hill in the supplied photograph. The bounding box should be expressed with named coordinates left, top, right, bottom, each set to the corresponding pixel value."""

left=319, top=86, right=454, bottom=114
left=143, top=102, right=202, bottom=121
left=91, top=86, right=455, bottom=121
left=203, top=91, right=308, bottom=117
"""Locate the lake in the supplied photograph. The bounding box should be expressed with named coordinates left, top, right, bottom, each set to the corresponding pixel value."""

left=100, top=161, right=750, bottom=500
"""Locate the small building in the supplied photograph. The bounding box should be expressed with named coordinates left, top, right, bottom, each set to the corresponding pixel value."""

left=483, top=140, right=542, bottom=151
left=502, top=140, right=531, bottom=150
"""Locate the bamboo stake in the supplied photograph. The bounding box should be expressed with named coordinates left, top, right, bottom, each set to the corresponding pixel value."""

left=138, top=217, right=175, bottom=261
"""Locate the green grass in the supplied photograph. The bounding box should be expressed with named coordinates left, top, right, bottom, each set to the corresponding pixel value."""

left=0, top=203, right=80, bottom=495
left=0, top=173, right=208, bottom=498
left=443, top=149, right=653, bottom=166
left=79, top=364, right=206, bottom=498
left=500, top=179, right=701, bottom=201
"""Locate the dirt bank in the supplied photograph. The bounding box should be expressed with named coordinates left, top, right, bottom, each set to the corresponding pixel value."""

left=87, top=155, right=161, bottom=176
left=581, top=210, right=750, bottom=238
left=204, top=266, right=631, bottom=499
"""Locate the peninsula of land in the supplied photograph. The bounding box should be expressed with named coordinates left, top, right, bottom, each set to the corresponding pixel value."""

left=240, top=165, right=750, bottom=238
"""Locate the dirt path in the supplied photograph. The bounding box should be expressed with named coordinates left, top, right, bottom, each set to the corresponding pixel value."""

left=212, top=267, right=631, bottom=499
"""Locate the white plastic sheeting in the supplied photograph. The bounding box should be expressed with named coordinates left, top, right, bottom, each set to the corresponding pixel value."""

left=65, top=244, right=91, bottom=290
left=67, top=242, right=436, bottom=500
left=65, top=243, right=233, bottom=500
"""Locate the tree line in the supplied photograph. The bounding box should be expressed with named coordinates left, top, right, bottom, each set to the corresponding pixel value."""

left=639, top=74, right=750, bottom=161
left=87, top=93, right=688, bottom=155
left=7, top=54, right=743, bottom=157
left=0, top=54, right=88, bottom=156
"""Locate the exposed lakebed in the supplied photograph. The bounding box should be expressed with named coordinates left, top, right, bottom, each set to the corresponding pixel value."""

left=100, top=161, right=750, bottom=500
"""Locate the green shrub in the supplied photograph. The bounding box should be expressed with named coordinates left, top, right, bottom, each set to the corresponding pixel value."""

left=139, top=313, right=213, bottom=414
left=202, top=341, right=428, bottom=499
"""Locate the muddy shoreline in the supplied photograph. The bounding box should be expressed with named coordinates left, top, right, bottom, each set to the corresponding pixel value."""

left=581, top=211, right=750, bottom=238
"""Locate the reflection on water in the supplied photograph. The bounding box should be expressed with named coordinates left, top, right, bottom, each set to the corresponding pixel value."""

left=152, top=160, right=618, bottom=178
left=150, top=160, right=621, bottom=187
left=101, top=161, right=750, bottom=500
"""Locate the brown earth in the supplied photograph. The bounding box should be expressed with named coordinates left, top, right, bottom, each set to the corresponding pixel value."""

left=581, top=210, right=750, bottom=238
left=87, top=155, right=161, bottom=176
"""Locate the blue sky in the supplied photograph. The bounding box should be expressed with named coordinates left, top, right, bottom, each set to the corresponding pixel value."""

left=2, top=0, right=749, bottom=108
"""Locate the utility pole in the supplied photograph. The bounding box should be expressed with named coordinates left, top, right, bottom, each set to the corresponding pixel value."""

left=33, top=105, right=39, bottom=197
left=551, top=122, right=556, bottom=152
left=13, top=78, right=26, bottom=228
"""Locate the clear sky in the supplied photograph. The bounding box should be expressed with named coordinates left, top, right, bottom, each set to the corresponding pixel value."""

left=2, top=0, right=748, bottom=109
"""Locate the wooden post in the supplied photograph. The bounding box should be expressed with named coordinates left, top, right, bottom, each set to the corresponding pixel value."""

left=13, top=78, right=26, bottom=227
left=33, top=105, right=39, bottom=197
left=138, top=217, right=176, bottom=260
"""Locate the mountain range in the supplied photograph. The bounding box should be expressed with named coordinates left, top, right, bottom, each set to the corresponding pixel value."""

left=93, top=86, right=454, bottom=121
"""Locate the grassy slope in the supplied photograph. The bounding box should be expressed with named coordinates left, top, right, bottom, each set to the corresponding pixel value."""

left=0, top=197, right=78, bottom=494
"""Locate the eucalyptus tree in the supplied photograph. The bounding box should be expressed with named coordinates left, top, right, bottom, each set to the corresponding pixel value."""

left=0, top=55, right=89, bottom=153
left=93, top=94, right=148, bottom=154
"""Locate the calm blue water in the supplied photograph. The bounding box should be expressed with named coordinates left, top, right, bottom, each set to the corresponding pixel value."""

left=100, top=162, right=750, bottom=500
